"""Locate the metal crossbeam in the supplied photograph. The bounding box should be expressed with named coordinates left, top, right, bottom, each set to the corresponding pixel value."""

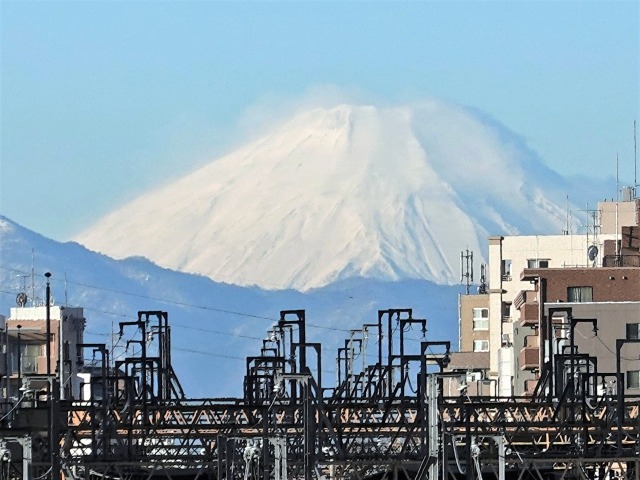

left=3, top=308, right=639, bottom=480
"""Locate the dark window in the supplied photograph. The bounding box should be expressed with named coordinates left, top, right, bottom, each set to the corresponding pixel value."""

left=567, top=286, right=593, bottom=302
left=626, top=323, right=640, bottom=340
left=627, top=371, right=640, bottom=389
left=527, top=259, right=550, bottom=268
left=502, top=302, right=512, bottom=321
left=502, top=259, right=512, bottom=281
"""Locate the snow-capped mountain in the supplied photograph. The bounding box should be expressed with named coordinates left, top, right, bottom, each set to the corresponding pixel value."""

left=0, top=216, right=462, bottom=397
left=74, top=100, right=575, bottom=291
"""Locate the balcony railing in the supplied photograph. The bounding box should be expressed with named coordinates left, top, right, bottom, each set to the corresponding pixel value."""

left=602, top=255, right=640, bottom=267
left=524, top=378, right=539, bottom=396
left=519, top=303, right=539, bottom=327
left=519, top=346, right=539, bottom=370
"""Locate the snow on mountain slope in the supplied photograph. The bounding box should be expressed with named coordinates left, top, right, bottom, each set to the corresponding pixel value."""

left=74, top=100, right=574, bottom=291
left=0, top=216, right=461, bottom=397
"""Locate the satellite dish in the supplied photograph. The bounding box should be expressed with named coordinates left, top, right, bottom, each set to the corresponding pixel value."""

left=587, top=245, right=599, bottom=262
left=16, top=292, right=27, bottom=307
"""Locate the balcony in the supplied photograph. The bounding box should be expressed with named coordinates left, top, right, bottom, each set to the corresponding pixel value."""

left=519, top=336, right=540, bottom=371
left=519, top=302, right=539, bottom=327
left=524, top=378, right=539, bottom=396
left=514, top=290, right=537, bottom=309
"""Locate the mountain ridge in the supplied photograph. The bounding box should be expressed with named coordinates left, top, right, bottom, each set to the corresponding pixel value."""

left=74, top=100, right=577, bottom=291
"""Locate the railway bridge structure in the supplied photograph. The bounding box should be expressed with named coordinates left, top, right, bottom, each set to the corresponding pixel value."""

left=1, top=309, right=639, bottom=480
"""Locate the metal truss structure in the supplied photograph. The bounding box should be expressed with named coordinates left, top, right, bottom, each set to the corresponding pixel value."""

left=1, top=308, right=639, bottom=480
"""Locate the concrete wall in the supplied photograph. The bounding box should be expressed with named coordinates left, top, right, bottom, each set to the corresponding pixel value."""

left=599, top=199, right=639, bottom=235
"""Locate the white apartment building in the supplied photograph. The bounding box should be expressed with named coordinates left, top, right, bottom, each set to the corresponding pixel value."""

left=4, top=305, right=86, bottom=400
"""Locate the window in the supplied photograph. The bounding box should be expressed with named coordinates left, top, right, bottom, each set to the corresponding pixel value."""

left=473, top=340, right=489, bottom=352
left=10, top=343, right=41, bottom=374
left=501, top=260, right=512, bottom=281
left=502, top=302, right=512, bottom=322
left=626, top=323, right=639, bottom=340
left=567, top=286, right=593, bottom=302
left=527, top=259, right=549, bottom=268
left=472, top=308, right=489, bottom=330
left=627, top=371, right=640, bottom=389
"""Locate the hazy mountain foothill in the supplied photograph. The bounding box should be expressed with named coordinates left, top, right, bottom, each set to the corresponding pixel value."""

left=0, top=215, right=462, bottom=397
left=0, top=102, right=622, bottom=397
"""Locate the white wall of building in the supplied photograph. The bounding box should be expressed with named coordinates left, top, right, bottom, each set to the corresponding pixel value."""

left=487, top=232, right=617, bottom=395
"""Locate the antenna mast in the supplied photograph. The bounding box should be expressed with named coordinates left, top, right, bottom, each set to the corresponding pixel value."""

left=616, top=154, right=620, bottom=259
left=460, top=249, right=473, bottom=294
left=564, top=194, right=570, bottom=235
left=31, top=249, right=35, bottom=307
left=478, top=264, right=487, bottom=294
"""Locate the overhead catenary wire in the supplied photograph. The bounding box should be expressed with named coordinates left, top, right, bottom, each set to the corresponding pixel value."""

left=1, top=265, right=379, bottom=372
left=2, top=265, right=420, bottom=373
left=0, top=266, right=354, bottom=333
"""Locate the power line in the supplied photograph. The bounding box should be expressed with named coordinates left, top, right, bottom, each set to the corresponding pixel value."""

left=172, top=347, right=245, bottom=361
left=0, top=265, right=353, bottom=332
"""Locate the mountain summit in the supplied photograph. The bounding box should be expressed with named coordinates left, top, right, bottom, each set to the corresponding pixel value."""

left=75, top=101, right=572, bottom=291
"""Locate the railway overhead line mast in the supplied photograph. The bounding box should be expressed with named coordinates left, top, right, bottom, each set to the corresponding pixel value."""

left=1, top=308, right=639, bottom=480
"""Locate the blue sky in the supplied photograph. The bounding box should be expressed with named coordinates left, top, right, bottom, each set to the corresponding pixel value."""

left=1, top=0, right=638, bottom=241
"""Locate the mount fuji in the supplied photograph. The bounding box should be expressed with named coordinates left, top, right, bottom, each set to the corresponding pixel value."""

left=75, top=100, right=574, bottom=291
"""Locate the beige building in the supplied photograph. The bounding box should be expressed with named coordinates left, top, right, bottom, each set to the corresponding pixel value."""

left=474, top=194, right=639, bottom=396
left=458, top=293, right=490, bottom=353
left=514, top=266, right=640, bottom=396
left=447, top=293, right=491, bottom=396
left=599, top=188, right=639, bottom=235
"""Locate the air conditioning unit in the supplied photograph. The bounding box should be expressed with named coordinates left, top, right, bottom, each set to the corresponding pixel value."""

left=466, top=371, right=483, bottom=382
left=501, top=334, right=512, bottom=346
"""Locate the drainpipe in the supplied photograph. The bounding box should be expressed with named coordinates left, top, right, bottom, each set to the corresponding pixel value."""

left=17, top=325, right=22, bottom=388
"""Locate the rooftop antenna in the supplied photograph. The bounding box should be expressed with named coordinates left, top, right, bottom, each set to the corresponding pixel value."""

left=478, top=264, right=487, bottom=294
left=564, top=194, right=570, bottom=235
left=587, top=245, right=599, bottom=267
left=31, top=249, right=35, bottom=307
left=616, top=154, right=620, bottom=259
left=460, top=249, right=473, bottom=294
left=635, top=120, right=637, bottom=196
left=16, top=274, right=29, bottom=306
left=581, top=203, right=600, bottom=255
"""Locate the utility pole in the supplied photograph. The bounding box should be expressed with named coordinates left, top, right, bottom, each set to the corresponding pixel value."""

left=44, top=272, right=60, bottom=480
left=17, top=325, right=22, bottom=388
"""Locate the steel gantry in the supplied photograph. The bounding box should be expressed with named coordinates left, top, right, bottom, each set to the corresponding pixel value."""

left=1, top=308, right=639, bottom=480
